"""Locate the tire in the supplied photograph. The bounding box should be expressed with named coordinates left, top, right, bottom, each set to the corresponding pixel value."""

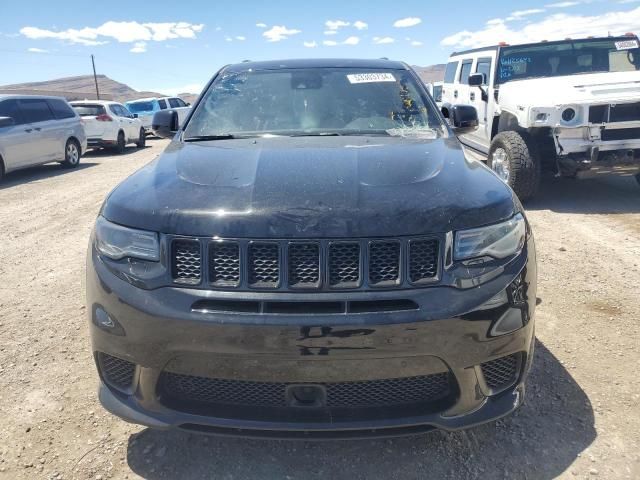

left=635, top=173, right=640, bottom=187
left=62, top=139, right=81, bottom=168
left=488, top=131, right=540, bottom=201
left=136, top=128, right=146, bottom=148
left=0, top=156, right=5, bottom=183
left=113, top=131, right=126, bottom=154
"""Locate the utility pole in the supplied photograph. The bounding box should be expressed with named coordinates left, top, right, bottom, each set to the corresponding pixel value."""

left=91, top=54, right=100, bottom=100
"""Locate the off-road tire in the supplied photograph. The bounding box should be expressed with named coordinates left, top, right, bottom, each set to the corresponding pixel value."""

left=488, top=131, right=540, bottom=201
left=136, top=128, right=146, bottom=148
left=114, top=131, right=126, bottom=154
left=61, top=139, right=81, bottom=169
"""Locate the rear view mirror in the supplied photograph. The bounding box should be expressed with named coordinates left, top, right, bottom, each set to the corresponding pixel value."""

left=0, top=116, right=15, bottom=128
left=468, top=73, right=485, bottom=87
left=449, top=105, right=479, bottom=135
left=152, top=110, right=179, bottom=138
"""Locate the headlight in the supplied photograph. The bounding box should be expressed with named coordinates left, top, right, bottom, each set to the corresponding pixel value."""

left=454, top=214, right=526, bottom=261
left=95, top=216, right=159, bottom=261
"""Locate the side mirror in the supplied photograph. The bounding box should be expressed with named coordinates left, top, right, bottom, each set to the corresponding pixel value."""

left=152, top=110, right=179, bottom=138
left=185, top=102, right=191, bottom=107
left=132, top=113, right=138, bottom=118
left=450, top=105, right=479, bottom=135
left=0, top=116, right=15, bottom=128
left=468, top=73, right=485, bottom=87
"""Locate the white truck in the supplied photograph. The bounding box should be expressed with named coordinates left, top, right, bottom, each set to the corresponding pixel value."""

left=442, top=34, right=640, bottom=200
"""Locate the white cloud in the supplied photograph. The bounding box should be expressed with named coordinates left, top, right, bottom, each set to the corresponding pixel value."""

left=19, top=21, right=204, bottom=46
left=256, top=22, right=267, bottom=28
left=262, top=25, right=301, bottom=42
left=353, top=20, right=368, bottom=30
left=441, top=7, right=640, bottom=48
left=373, top=36, right=395, bottom=44
left=325, top=20, right=350, bottom=30
left=546, top=1, right=580, bottom=6
left=130, top=41, right=147, bottom=53
left=225, top=36, right=233, bottom=42
left=509, top=9, right=545, bottom=19
left=393, top=17, right=422, bottom=28
left=323, top=40, right=338, bottom=46
left=343, top=36, right=360, bottom=45
left=410, top=40, right=423, bottom=46
left=303, top=40, right=318, bottom=48
left=27, top=47, right=49, bottom=53
left=324, top=30, right=338, bottom=35
left=235, top=36, right=246, bottom=41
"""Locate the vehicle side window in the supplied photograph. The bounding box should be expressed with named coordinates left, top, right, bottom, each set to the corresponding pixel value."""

left=0, top=99, right=24, bottom=125
left=158, top=99, right=167, bottom=109
left=475, top=58, right=493, bottom=86
left=444, top=61, right=459, bottom=83
left=121, top=105, right=134, bottom=117
left=18, top=99, right=55, bottom=123
left=47, top=99, right=76, bottom=119
left=175, top=98, right=187, bottom=107
left=459, top=60, right=473, bottom=84
left=109, top=105, right=121, bottom=117
left=116, top=104, right=131, bottom=117
left=168, top=98, right=180, bottom=108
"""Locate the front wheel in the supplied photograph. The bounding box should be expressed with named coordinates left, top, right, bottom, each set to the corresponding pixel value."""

left=62, top=139, right=81, bottom=168
left=136, top=128, right=146, bottom=148
left=488, top=131, right=540, bottom=201
left=113, top=131, right=126, bottom=154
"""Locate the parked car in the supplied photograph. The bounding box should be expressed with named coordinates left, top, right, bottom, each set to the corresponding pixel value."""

left=70, top=100, right=145, bottom=153
left=442, top=34, right=640, bottom=200
left=426, top=81, right=443, bottom=108
left=87, top=59, right=537, bottom=438
left=0, top=95, right=87, bottom=182
left=125, top=96, right=190, bottom=134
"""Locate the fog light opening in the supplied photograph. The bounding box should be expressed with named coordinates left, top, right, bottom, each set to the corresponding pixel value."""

left=93, top=306, right=125, bottom=336
left=489, top=308, right=525, bottom=337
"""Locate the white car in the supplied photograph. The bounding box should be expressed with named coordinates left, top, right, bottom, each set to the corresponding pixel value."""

left=125, top=97, right=191, bottom=134
left=442, top=34, right=640, bottom=200
left=0, top=95, right=87, bottom=181
left=70, top=101, right=146, bottom=153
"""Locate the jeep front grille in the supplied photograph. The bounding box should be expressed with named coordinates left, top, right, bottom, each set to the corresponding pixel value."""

left=589, top=102, right=640, bottom=124
left=170, top=236, right=441, bottom=291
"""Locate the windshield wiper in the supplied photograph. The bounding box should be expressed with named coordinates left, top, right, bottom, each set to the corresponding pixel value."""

left=183, top=134, right=239, bottom=142
left=287, top=132, right=342, bottom=137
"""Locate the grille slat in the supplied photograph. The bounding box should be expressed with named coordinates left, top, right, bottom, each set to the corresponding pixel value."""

left=170, top=237, right=440, bottom=290
left=172, top=240, right=202, bottom=285
left=209, top=242, right=240, bottom=287
left=409, top=239, right=439, bottom=284
left=481, top=353, right=520, bottom=391
left=369, top=241, right=401, bottom=287
left=248, top=242, right=280, bottom=288
left=329, top=242, right=361, bottom=288
left=160, top=371, right=451, bottom=409
left=288, top=243, right=320, bottom=288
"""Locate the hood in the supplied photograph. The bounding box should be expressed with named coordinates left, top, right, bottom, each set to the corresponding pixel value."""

left=499, top=70, right=640, bottom=106
left=101, top=135, right=516, bottom=238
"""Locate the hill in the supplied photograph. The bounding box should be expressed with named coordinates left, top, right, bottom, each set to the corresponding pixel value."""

left=0, top=75, right=181, bottom=103
left=413, top=64, right=446, bottom=84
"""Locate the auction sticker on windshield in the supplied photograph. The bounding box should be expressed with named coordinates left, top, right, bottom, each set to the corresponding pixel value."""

left=347, top=73, right=396, bottom=84
left=615, top=39, right=639, bottom=50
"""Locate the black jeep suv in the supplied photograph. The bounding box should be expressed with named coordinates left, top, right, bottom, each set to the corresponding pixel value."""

left=87, top=59, right=536, bottom=438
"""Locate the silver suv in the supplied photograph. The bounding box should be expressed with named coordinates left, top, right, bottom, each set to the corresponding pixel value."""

left=0, top=95, right=87, bottom=182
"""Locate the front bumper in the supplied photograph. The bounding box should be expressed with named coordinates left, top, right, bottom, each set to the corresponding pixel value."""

left=87, top=237, right=537, bottom=438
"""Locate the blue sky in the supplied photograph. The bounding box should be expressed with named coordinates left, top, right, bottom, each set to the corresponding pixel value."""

left=1, top=0, right=639, bottom=94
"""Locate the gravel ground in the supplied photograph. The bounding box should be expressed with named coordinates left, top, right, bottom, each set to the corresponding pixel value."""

left=0, top=139, right=639, bottom=480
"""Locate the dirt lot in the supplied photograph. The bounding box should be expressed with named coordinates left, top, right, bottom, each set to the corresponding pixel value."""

left=0, top=139, right=639, bottom=480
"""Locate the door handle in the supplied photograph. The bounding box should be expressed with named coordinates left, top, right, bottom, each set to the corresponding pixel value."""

left=454, top=90, right=458, bottom=99
left=470, top=92, right=476, bottom=101
left=24, top=128, right=33, bottom=133
left=34, top=127, right=42, bottom=131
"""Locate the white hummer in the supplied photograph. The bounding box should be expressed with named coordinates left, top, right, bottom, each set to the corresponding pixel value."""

left=442, top=34, right=640, bottom=200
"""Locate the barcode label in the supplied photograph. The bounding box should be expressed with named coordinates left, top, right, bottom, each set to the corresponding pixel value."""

left=347, top=73, right=396, bottom=84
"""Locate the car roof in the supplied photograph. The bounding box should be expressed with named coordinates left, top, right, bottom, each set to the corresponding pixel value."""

left=0, top=94, right=68, bottom=101
left=224, top=58, right=409, bottom=73
left=450, top=34, right=638, bottom=58
left=126, top=97, right=157, bottom=103
left=69, top=100, right=117, bottom=105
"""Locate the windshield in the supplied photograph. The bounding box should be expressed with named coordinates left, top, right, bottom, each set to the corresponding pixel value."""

left=71, top=104, right=105, bottom=116
left=126, top=101, right=156, bottom=113
left=497, top=38, right=640, bottom=84
left=184, top=68, right=443, bottom=139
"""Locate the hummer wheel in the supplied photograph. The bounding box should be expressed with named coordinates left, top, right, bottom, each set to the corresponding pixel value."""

left=488, top=131, right=540, bottom=201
